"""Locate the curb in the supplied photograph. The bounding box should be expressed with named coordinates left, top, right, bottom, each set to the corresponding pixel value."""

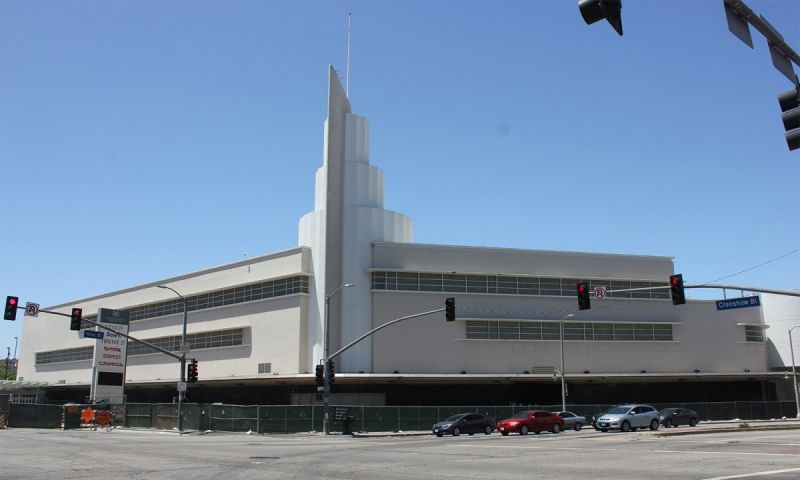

left=655, top=424, right=800, bottom=437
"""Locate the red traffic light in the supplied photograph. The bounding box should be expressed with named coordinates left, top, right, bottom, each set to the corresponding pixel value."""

left=4, top=296, right=19, bottom=321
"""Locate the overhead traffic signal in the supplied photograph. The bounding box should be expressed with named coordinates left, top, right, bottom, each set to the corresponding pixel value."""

left=4, top=296, right=18, bottom=321
left=187, top=359, right=198, bottom=383
left=70, top=308, right=83, bottom=330
left=445, top=297, right=455, bottom=322
left=315, top=364, right=324, bottom=387
left=778, top=89, right=800, bottom=151
left=578, top=0, right=623, bottom=36
left=327, top=359, right=335, bottom=384
left=670, top=274, right=686, bottom=305
left=577, top=282, right=591, bottom=311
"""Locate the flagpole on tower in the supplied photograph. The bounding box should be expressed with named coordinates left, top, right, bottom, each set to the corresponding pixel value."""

left=346, top=12, right=352, bottom=98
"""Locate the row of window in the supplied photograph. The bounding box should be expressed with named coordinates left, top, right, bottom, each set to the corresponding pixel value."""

left=465, top=321, right=674, bottom=341
left=77, top=276, right=309, bottom=328
left=35, top=328, right=245, bottom=365
left=372, top=272, right=670, bottom=299
left=128, top=277, right=309, bottom=321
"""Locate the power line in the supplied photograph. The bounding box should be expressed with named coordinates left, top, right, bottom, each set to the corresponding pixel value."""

left=699, top=249, right=800, bottom=287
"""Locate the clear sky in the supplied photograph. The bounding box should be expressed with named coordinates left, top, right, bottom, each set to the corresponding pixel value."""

left=1, top=0, right=798, bottom=357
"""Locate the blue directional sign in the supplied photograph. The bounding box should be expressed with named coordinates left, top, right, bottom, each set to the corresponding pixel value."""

left=81, top=329, right=105, bottom=340
left=715, top=295, right=761, bottom=311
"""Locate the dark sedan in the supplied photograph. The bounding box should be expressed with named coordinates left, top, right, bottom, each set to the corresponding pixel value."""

left=658, top=408, right=699, bottom=427
left=432, top=413, right=495, bottom=437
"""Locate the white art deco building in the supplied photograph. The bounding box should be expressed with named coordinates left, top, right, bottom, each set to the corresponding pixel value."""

left=14, top=67, right=797, bottom=407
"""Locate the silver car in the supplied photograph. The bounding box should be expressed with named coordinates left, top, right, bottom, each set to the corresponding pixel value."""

left=594, top=404, right=660, bottom=432
left=556, top=411, right=587, bottom=431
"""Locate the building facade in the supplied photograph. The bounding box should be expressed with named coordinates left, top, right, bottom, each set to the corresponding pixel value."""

left=14, top=67, right=792, bottom=407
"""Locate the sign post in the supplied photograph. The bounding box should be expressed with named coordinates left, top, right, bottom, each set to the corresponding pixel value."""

left=90, top=308, right=130, bottom=403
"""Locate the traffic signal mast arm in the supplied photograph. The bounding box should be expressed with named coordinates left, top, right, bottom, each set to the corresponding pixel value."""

left=604, top=284, right=800, bottom=298
left=724, top=0, right=800, bottom=76
left=328, top=306, right=446, bottom=361
left=37, top=307, right=182, bottom=361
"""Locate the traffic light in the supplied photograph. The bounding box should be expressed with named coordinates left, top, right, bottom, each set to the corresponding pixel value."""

left=315, top=364, right=324, bottom=387
left=778, top=88, right=800, bottom=151
left=187, top=358, right=198, bottom=383
left=578, top=0, right=623, bottom=36
left=445, top=297, right=455, bottom=322
left=70, top=308, right=83, bottom=330
left=327, top=359, right=335, bottom=384
left=669, top=274, right=686, bottom=306
left=4, top=296, right=18, bottom=321
left=577, top=282, right=591, bottom=311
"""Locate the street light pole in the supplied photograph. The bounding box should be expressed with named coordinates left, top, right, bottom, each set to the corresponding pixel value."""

left=323, top=283, right=354, bottom=435
left=13, top=336, right=18, bottom=380
left=158, top=285, right=189, bottom=433
left=789, top=325, right=800, bottom=419
left=560, top=313, right=574, bottom=412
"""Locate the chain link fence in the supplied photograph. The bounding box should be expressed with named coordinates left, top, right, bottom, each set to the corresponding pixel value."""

left=4, top=400, right=797, bottom=432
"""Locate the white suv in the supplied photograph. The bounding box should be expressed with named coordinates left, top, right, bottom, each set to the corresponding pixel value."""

left=594, top=404, right=659, bottom=432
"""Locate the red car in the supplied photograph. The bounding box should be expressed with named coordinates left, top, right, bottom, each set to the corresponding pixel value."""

left=497, top=410, right=565, bottom=435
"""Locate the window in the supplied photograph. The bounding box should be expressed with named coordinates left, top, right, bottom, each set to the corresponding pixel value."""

left=128, top=276, right=310, bottom=322
left=745, top=326, right=765, bottom=342
left=465, top=321, right=673, bottom=342
left=37, top=328, right=246, bottom=365
left=372, top=272, right=668, bottom=301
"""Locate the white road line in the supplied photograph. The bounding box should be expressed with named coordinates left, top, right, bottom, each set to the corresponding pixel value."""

left=447, top=444, right=797, bottom=457
left=701, top=467, right=800, bottom=479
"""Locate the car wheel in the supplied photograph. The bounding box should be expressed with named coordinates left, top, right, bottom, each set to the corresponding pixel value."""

left=552, top=424, right=561, bottom=434
left=574, top=423, right=582, bottom=431
left=649, top=420, right=659, bottom=431
left=620, top=421, right=631, bottom=432
left=501, top=431, right=509, bottom=436
left=484, top=425, right=493, bottom=435
left=534, top=431, right=540, bottom=435
left=664, top=419, right=673, bottom=428
left=452, top=427, right=461, bottom=437
left=520, top=425, right=528, bottom=435
left=689, top=418, right=697, bottom=427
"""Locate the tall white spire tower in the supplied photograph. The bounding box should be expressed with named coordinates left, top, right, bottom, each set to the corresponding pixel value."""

left=299, top=66, right=413, bottom=373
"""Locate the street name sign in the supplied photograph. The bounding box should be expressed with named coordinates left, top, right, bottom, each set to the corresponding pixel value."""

left=716, top=295, right=761, bottom=311
left=81, top=329, right=105, bottom=340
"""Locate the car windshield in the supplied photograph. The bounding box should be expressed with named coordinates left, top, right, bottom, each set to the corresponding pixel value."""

left=443, top=414, right=465, bottom=422
left=606, top=407, right=631, bottom=415
left=512, top=411, right=531, bottom=419
left=557, top=412, right=573, bottom=417
left=658, top=409, right=675, bottom=415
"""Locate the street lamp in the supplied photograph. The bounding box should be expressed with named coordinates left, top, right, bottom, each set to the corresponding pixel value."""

left=559, top=313, right=575, bottom=412
left=323, top=283, right=354, bottom=435
left=13, top=336, right=18, bottom=380
left=157, top=285, right=189, bottom=433
left=789, top=325, right=800, bottom=419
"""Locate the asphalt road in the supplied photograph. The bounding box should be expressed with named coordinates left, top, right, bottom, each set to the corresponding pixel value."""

left=1, top=427, right=798, bottom=480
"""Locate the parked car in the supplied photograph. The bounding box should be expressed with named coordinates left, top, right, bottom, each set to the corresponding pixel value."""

left=592, top=407, right=616, bottom=431
left=497, top=410, right=565, bottom=435
left=556, top=411, right=587, bottom=431
left=658, top=408, right=699, bottom=428
left=432, top=413, right=495, bottom=437
left=594, top=404, right=660, bottom=432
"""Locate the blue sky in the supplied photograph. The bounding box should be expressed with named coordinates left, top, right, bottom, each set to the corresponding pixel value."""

left=1, top=0, right=798, bottom=355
